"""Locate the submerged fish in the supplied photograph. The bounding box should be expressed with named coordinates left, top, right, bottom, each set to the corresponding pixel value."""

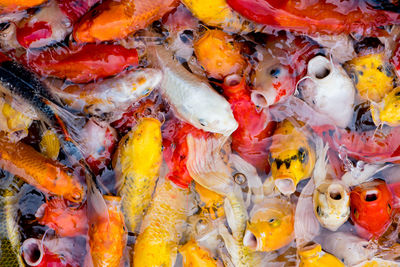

left=194, top=30, right=246, bottom=80
left=45, top=68, right=162, bottom=121
left=152, top=46, right=238, bottom=136
left=371, top=86, right=400, bottom=127
left=0, top=176, right=24, bottom=266
left=243, top=198, right=294, bottom=252
left=269, top=119, right=316, bottom=195
left=179, top=239, right=219, bottom=267
left=73, top=0, right=179, bottom=42
left=298, top=243, right=344, bottom=267
left=114, top=118, right=162, bottom=233
left=89, top=195, right=127, bottom=267
left=133, top=179, right=189, bottom=266
left=0, top=0, right=46, bottom=14
left=350, top=179, right=394, bottom=239
left=0, top=134, right=85, bottom=203
left=39, top=129, right=60, bottom=161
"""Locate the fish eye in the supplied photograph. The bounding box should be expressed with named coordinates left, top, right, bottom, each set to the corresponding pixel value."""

left=198, top=119, right=208, bottom=127
left=268, top=218, right=281, bottom=228
left=316, top=206, right=322, bottom=216
left=298, top=147, right=308, bottom=163
left=234, top=173, right=247, bottom=185
left=269, top=67, right=281, bottom=78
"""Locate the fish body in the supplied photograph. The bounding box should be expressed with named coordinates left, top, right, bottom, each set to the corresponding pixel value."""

left=0, top=134, right=85, bottom=203
left=194, top=30, right=246, bottom=79
left=133, top=179, right=189, bottom=266
left=195, top=182, right=225, bottom=220
left=298, top=243, right=344, bottom=267
left=0, top=0, right=46, bottom=14
left=18, top=44, right=138, bottom=83
left=16, top=1, right=72, bottom=49
left=350, top=179, right=394, bottom=239
left=58, top=0, right=102, bottom=23
left=313, top=181, right=350, bottom=231
left=114, top=118, right=162, bottom=233
left=179, top=240, right=219, bottom=267
left=226, top=0, right=400, bottom=36
left=162, top=117, right=211, bottom=188
left=301, top=55, right=355, bottom=128
left=153, top=46, right=238, bottom=136
left=36, top=198, right=88, bottom=237
left=371, top=86, right=400, bottom=127
left=89, top=195, right=127, bottom=267
left=269, top=119, right=316, bottom=195
left=222, top=76, right=276, bottom=173
left=243, top=198, right=294, bottom=252
left=0, top=176, right=24, bottom=267
left=73, top=0, right=179, bottom=42
left=345, top=52, right=395, bottom=102
left=45, top=68, right=162, bottom=120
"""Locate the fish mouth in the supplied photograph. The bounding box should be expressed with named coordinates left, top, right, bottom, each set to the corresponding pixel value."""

left=275, top=178, right=296, bottom=195
left=251, top=90, right=270, bottom=108
left=327, top=183, right=345, bottom=201
left=307, top=55, right=332, bottom=80
left=243, top=230, right=261, bottom=251
left=22, top=238, right=44, bottom=266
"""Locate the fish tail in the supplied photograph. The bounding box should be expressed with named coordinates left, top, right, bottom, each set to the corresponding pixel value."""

left=186, top=134, right=234, bottom=196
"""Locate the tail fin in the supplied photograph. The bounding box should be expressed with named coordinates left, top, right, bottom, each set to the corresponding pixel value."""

left=186, top=134, right=234, bottom=196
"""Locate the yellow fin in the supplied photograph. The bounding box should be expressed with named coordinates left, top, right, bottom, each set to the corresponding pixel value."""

left=39, top=129, right=60, bottom=160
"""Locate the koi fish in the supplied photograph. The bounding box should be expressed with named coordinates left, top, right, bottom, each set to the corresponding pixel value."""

left=194, top=30, right=246, bottom=80
left=73, top=0, right=179, bottom=43
left=350, top=179, right=394, bottom=239
left=133, top=179, right=189, bottom=266
left=244, top=198, right=294, bottom=252
left=17, top=44, right=139, bottom=83
left=152, top=45, right=238, bottom=136
left=89, top=195, right=127, bottom=267
left=251, top=33, right=321, bottom=108
left=298, top=243, right=344, bottom=267
left=45, top=68, right=162, bottom=121
left=269, top=119, right=316, bottom=195
left=21, top=236, right=86, bottom=267
left=162, top=117, right=211, bottom=189
left=40, top=129, right=60, bottom=161
left=186, top=134, right=293, bottom=258
left=226, top=0, right=400, bottom=36
left=16, top=1, right=72, bottom=49
left=114, top=118, right=162, bottom=233
left=0, top=176, right=25, bottom=266
left=222, top=75, right=276, bottom=173
left=195, top=182, right=225, bottom=220
left=312, top=139, right=350, bottom=231
left=300, top=55, right=355, bottom=128
left=0, top=134, right=85, bottom=203
left=0, top=0, right=46, bottom=14
left=35, top=198, right=88, bottom=237
left=345, top=51, right=395, bottom=103
left=371, top=87, right=400, bottom=127
left=179, top=240, right=220, bottom=267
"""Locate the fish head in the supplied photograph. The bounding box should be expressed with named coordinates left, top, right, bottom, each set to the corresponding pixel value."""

left=179, top=240, right=218, bottom=267
left=269, top=120, right=315, bottom=195
left=372, top=87, right=400, bottom=127
left=345, top=52, right=394, bottom=102
left=190, top=99, right=238, bottom=136
left=298, top=243, right=344, bottom=266
left=313, top=182, right=350, bottom=231
left=251, top=54, right=295, bottom=108
left=243, top=198, right=294, bottom=252
left=350, top=179, right=394, bottom=239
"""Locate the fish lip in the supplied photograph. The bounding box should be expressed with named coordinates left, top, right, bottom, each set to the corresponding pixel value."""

left=275, top=178, right=296, bottom=195
left=22, top=238, right=44, bottom=266
left=243, top=230, right=258, bottom=251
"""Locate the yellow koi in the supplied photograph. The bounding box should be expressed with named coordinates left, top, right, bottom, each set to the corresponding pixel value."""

left=298, top=243, right=345, bottom=267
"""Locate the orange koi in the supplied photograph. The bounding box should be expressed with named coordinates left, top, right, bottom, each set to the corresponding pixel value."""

left=0, top=0, right=46, bottom=14
left=73, top=0, right=179, bottom=43
left=0, top=133, right=85, bottom=203
left=36, top=198, right=88, bottom=237
left=89, top=195, right=127, bottom=267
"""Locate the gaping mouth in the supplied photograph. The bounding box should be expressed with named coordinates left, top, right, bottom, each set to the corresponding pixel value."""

left=275, top=178, right=296, bottom=195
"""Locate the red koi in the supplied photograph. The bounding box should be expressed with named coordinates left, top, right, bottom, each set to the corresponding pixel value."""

left=227, top=0, right=400, bottom=36
left=15, top=44, right=138, bottom=83
left=312, top=124, right=400, bottom=163
left=350, top=179, right=394, bottom=239
left=222, top=75, right=276, bottom=173
left=36, top=198, right=88, bottom=237
left=162, top=117, right=211, bottom=188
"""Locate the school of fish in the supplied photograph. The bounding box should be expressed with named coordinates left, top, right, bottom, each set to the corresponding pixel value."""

left=1, top=0, right=400, bottom=266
